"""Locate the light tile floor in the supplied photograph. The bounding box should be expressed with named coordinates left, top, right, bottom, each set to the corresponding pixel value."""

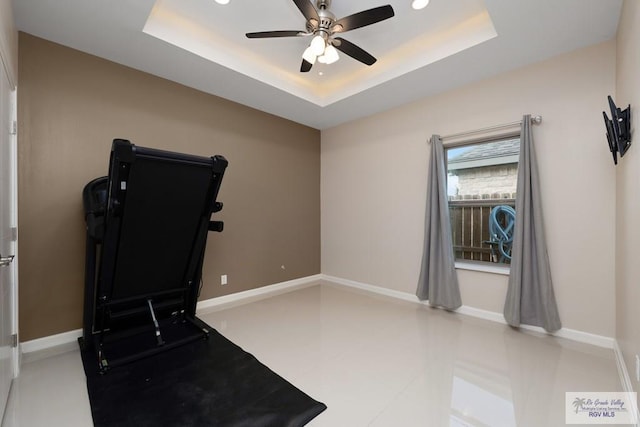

left=1, top=282, right=627, bottom=426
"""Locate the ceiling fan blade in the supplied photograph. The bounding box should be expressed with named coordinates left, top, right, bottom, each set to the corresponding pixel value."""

left=333, top=37, right=376, bottom=65
left=300, top=59, right=313, bottom=72
left=246, top=30, right=307, bottom=39
left=333, top=5, right=394, bottom=33
left=292, top=0, right=319, bottom=23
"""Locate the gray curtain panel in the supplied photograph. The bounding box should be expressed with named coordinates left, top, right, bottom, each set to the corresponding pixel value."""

left=504, top=115, right=561, bottom=332
left=417, top=135, right=461, bottom=310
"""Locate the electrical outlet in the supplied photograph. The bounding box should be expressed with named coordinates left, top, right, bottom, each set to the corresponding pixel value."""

left=221, top=274, right=227, bottom=286
left=635, top=354, right=639, bottom=382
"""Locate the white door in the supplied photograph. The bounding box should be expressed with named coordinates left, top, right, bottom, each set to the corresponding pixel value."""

left=0, top=59, right=17, bottom=421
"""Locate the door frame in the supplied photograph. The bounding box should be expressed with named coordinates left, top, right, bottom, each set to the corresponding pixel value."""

left=9, top=86, right=17, bottom=378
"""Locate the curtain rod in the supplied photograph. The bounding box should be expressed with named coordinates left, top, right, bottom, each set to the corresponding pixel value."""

left=440, top=115, right=542, bottom=141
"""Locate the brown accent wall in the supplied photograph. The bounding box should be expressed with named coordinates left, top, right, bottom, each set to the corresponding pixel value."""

left=17, top=33, right=320, bottom=341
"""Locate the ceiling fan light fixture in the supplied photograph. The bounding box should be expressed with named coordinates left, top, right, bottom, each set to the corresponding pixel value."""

left=310, top=34, right=326, bottom=56
left=320, top=45, right=339, bottom=64
left=411, top=0, right=429, bottom=10
left=302, top=47, right=317, bottom=64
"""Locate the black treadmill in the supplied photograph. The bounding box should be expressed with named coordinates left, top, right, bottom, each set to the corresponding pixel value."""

left=80, top=139, right=228, bottom=373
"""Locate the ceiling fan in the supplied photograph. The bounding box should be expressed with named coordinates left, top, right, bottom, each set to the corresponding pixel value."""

left=245, top=0, right=395, bottom=72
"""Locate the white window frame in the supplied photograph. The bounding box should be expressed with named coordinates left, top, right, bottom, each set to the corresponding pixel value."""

left=444, top=131, right=521, bottom=274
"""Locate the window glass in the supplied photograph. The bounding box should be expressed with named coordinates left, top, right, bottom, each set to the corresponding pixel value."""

left=446, top=138, right=520, bottom=264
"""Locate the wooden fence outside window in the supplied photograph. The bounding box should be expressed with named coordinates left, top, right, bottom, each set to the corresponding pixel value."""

left=448, top=196, right=516, bottom=264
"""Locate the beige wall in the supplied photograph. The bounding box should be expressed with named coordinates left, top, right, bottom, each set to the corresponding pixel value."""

left=322, top=41, right=617, bottom=337
left=18, top=33, right=320, bottom=341
left=616, top=0, right=640, bottom=394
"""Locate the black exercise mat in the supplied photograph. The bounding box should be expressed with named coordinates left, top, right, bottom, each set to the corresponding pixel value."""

left=80, top=327, right=326, bottom=427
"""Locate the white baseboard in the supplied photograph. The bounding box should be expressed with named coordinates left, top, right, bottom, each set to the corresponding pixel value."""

left=322, top=275, right=636, bottom=421
left=321, top=274, right=615, bottom=349
left=20, top=328, right=83, bottom=363
left=614, top=341, right=636, bottom=393
left=614, top=341, right=639, bottom=425
left=456, top=304, right=616, bottom=349
left=196, top=274, right=322, bottom=312
left=18, top=271, right=637, bottom=421
left=613, top=341, right=640, bottom=427
left=17, top=273, right=617, bottom=358
left=320, top=274, right=422, bottom=304
left=19, top=274, right=323, bottom=356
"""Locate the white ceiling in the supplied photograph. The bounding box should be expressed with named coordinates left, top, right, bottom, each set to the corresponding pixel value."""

left=13, top=0, right=622, bottom=130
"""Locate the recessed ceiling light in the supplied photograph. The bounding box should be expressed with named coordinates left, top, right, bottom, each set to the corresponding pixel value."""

left=318, top=71, right=324, bottom=76
left=215, top=0, right=230, bottom=4
left=411, top=0, right=429, bottom=10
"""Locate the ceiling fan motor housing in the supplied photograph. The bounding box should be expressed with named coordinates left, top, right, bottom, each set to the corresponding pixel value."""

left=316, top=5, right=335, bottom=31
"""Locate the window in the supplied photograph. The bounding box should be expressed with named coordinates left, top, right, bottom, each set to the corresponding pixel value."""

left=446, top=137, right=520, bottom=265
